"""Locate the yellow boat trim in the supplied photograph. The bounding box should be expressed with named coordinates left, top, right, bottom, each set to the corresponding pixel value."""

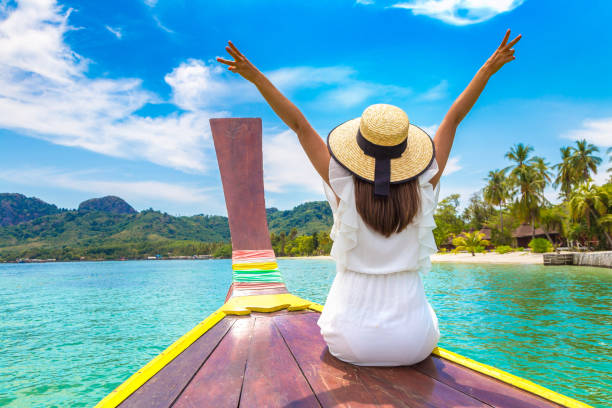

left=232, top=261, right=278, bottom=271
left=96, top=297, right=591, bottom=408
left=431, top=347, right=592, bottom=408
left=95, top=293, right=314, bottom=408
left=94, top=309, right=226, bottom=408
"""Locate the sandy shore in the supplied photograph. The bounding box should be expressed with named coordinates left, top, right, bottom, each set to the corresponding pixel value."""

left=430, top=251, right=543, bottom=264
left=279, top=252, right=544, bottom=264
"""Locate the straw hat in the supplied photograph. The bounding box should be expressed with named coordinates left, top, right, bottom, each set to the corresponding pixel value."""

left=327, top=103, right=435, bottom=196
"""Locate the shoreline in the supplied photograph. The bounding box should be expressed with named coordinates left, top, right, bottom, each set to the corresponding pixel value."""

left=3, top=252, right=608, bottom=267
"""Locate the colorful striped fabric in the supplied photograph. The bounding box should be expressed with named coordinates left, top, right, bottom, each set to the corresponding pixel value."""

left=231, top=249, right=283, bottom=283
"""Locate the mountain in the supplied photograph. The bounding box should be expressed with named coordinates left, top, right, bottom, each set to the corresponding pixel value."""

left=0, top=193, right=61, bottom=227
left=78, top=196, right=137, bottom=214
left=0, top=194, right=333, bottom=261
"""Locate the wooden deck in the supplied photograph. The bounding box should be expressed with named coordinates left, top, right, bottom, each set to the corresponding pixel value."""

left=117, top=309, right=564, bottom=408
left=114, top=281, right=566, bottom=408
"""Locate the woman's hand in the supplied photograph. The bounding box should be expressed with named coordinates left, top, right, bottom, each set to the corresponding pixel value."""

left=216, top=41, right=261, bottom=83
left=484, top=29, right=522, bottom=76
left=429, top=29, right=522, bottom=188
left=215, top=40, right=332, bottom=187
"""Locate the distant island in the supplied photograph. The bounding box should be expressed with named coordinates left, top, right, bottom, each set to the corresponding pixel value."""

left=0, top=193, right=333, bottom=262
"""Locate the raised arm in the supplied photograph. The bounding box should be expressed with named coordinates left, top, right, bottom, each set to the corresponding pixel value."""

left=429, top=29, right=522, bottom=188
left=216, top=41, right=332, bottom=186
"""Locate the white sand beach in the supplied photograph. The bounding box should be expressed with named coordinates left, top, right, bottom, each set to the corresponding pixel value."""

left=430, top=251, right=543, bottom=264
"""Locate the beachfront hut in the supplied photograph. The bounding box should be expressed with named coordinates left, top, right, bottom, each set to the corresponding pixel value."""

left=512, top=223, right=561, bottom=248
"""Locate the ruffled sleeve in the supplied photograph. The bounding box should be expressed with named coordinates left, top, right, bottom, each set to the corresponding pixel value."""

left=322, top=157, right=359, bottom=271
left=415, top=157, right=441, bottom=275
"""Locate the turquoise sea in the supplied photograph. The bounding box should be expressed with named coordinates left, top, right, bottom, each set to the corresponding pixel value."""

left=0, top=260, right=610, bottom=407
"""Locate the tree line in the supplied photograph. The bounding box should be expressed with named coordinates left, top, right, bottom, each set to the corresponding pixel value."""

left=435, top=140, right=611, bottom=251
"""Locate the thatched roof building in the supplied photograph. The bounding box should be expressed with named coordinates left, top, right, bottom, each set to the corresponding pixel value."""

left=512, top=223, right=560, bottom=247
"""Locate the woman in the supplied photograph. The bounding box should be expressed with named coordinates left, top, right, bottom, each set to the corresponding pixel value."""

left=217, top=30, right=521, bottom=366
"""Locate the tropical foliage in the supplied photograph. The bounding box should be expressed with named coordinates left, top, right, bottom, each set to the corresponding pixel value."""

left=452, top=231, right=490, bottom=256
left=528, top=238, right=553, bottom=253
left=435, top=139, right=610, bottom=251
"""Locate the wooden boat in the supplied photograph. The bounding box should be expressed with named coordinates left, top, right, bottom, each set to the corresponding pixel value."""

left=95, top=118, right=591, bottom=408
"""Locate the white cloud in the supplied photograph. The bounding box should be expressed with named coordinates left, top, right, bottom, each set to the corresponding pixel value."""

left=444, top=156, right=462, bottom=175
left=392, top=0, right=524, bottom=25
left=166, top=60, right=413, bottom=111
left=262, top=130, right=323, bottom=193
left=563, top=117, right=612, bottom=148
left=165, top=59, right=255, bottom=110
left=417, top=80, right=448, bottom=102
left=104, top=25, right=122, bottom=39
left=144, top=0, right=157, bottom=7
left=314, top=79, right=412, bottom=110
left=0, top=167, right=211, bottom=205
left=153, top=15, right=173, bottom=33
left=0, top=0, right=224, bottom=174
left=356, top=0, right=375, bottom=4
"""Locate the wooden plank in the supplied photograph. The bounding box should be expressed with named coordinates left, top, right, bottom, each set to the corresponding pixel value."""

left=240, top=317, right=321, bottom=408
left=274, top=312, right=491, bottom=408
left=173, top=317, right=255, bottom=408
left=414, top=355, right=564, bottom=408
left=118, top=317, right=236, bottom=408
left=210, top=118, right=273, bottom=251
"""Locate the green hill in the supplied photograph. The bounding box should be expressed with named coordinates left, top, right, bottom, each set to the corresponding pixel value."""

left=78, top=196, right=137, bottom=214
left=267, top=201, right=333, bottom=235
left=0, top=193, right=61, bottom=226
left=0, top=194, right=333, bottom=261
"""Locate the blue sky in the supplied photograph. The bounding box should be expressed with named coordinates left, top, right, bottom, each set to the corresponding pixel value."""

left=0, top=0, right=611, bottom=216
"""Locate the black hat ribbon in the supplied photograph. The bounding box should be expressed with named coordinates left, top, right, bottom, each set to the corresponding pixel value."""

left=356, top=128, right=407, bottom=196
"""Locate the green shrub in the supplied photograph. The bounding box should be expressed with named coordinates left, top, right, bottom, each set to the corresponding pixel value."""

left=516, top=247, right=524, bottom=251
left=495, top=245, right=513, bottom=254
left=212, top=243, right=232, bottom=258
left=528, top=238, right=553, bottom=253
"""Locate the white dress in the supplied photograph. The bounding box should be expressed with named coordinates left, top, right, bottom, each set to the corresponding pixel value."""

left=317, top=156, right=441, bottom=366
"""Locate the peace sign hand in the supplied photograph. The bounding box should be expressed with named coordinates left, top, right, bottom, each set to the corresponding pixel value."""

left=216, top=41, right=261, bottom=83
left=485, top=29, right=522, bottom=75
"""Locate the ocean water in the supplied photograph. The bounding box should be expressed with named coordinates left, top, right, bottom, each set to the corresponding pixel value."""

left=0, top=260, right=610, bottom=407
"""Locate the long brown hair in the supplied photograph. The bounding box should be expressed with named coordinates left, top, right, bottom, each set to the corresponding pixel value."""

left=354, top=177, right=420, bottom=237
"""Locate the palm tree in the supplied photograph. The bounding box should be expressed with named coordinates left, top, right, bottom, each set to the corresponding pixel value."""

left=529, top=156, right=552, bottom=185
left=571, top=140, right=602, bottom=184
left=505, top=144, right=549, bottom=238
left=553, top=146, right=576, bottom=200
left=569, top=182, right=611, bottom=248
left=515, top=166, right=548, bottom=239
left=483, top=169, right=509, bottom=233
left=607, top=147, right=612, bottom=181
left=505, top=143, right=536, bottom=202
left=452, top=231, right=491, bottom=256
left=505, top=143, right=534, bottom=169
